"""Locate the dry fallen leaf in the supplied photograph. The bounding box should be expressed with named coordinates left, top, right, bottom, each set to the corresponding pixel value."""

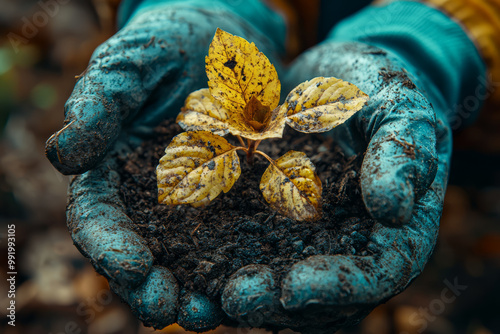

left=284, top=77, right=369, bottom=133
left=260, top=151, right=322, bottom=221
left=156, top=131, right=241, bottom=207
left=206, top=28, right=280, bottom=113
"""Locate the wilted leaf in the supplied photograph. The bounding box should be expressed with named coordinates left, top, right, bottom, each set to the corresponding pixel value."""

left=260, top=151, right=322, bottom=221
left=177, top=89, right=287, bottom=141
left=284, top=77, right=369, bottom=133
left=228, top=102, right=286, bottom=140
left=244, top=95, right=271, bottom=131
left=205, top=28, right=280, bottom=113
left=157, top=131, right=241, bottom=207
left=177, top=88, right=231, bottom=136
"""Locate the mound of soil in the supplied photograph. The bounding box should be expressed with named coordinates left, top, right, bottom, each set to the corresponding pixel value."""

left=117, top=120, right=375, bottom=300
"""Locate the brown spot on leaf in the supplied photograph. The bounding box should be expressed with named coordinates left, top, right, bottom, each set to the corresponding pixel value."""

left=223, top=57, right=237, bottom=69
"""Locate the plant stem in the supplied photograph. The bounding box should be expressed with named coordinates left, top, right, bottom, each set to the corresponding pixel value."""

left=254, top=150, right=275, bottom=165
left=234, top=144, right=271, bottom=167
left=247, top=140, right=257, bottom=164
left=236, top=135, right=246, bottom=147
left=254, top=140, right=262, bottom=151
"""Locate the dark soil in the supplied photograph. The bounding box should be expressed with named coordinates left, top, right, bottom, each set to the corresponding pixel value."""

left=117, top=120, right=375, bottom=300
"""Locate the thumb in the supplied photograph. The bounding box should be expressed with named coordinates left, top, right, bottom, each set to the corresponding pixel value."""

left=45, top=27, right=182, bottom=174
left=360, top=91, right=438, bottom=226
left=45, top=77, right=123, bottom=175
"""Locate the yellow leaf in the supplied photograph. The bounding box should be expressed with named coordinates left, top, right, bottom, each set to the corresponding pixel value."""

left=226, top=103, right=286, bottom=140
left=284, top=77, right=369, bottom=133
left=243, top=95, right=271, bottom=131
left=205, top=28, right=280, bottom=113
left=178, top=89, right=287, bottom=141
left=156, top=131, right=241, bottom=207
left=177, top=88, right=232, bottom=136
left=260, top=151, right=322, bottom=221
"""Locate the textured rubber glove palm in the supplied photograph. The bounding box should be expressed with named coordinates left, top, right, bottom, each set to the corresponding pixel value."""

left=221, top=2, right=486, bottom=333
left=45, top=1, right=285, bottom=331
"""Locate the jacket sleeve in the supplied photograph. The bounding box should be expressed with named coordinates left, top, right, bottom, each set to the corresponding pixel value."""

left=328, top=0, right=487, bottom=129
left=371, top=0, right=500, bottom=106
left=116, top=0, right=286, bottom=54
left=117, top=0, right=143, bottom=28
left=418, top=0, right=500, bottom=105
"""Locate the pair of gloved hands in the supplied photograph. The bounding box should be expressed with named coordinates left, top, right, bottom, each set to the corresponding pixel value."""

left=45, top=0, right=486, bottom=332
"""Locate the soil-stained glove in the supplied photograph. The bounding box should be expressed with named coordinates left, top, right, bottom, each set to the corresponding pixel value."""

left=46, top=0, right=284, bottom=175
left=45, top=0, right=285, bottom=331
left=222, top=2, right=487, bottom=333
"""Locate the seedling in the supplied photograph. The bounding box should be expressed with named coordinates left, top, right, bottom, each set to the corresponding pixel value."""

left=156, top=28, right=369, bottom=221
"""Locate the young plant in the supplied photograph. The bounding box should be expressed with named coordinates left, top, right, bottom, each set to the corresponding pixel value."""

left=156, top=28, right=369, bottom=221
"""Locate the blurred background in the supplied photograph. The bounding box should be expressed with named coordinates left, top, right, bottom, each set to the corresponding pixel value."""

left=0, top=0, right=499, bottom=333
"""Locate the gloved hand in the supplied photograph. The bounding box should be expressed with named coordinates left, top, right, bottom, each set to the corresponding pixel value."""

left=221, top=2, right=487, bottom=333
left=45, top=0, right=286, bottom=331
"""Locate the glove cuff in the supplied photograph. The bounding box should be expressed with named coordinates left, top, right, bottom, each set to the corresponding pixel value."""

left=118, top=0, right=286, bottom=55
left=327, top=1, right=487, bottom=128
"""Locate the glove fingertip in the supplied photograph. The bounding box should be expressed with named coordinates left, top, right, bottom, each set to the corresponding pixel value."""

left=222, top=265, right=278, bottom=325
left=281, top=255, right=375, bottom=309
left=361, top=173, right=415, bottom=226
left=96, top=245, right=153, bottom=287
left=178, top=292, right=224, bottom=332
left=46, top=97, right=121, bottom=175
left=70, top=207, right=154, bottom=287
left=110, top=266, right=179, bottom=329
left=45, top=124, right=114, bottom=175
left=360, top=114, right=439, bottom=227
left=46, top=130, right=92, bottom=175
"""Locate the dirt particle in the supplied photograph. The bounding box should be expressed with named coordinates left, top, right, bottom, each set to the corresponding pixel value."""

left=392, top=137, right=416, bottom=159
left=379, top=69, right=416, bottom=90
left=143, top=36, right=156, bottom=49
left=363, top=49, right=387, bottom=56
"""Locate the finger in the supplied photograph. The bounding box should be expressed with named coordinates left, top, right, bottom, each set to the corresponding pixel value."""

left=67, top=153, right=153, bottom=287
left=282, top=41, right=439, bottom=226
left=45, top=10, right=197, bottom=175
left=110, top=266, right=179, bottom=329
left=360, top=90, right=438, bottom=226
left=45, top=5, right=284, bottom=175
left=222, top=265, right=280, bottom=327
left=45, top=33, right=182, bottom=174
left=177, top=292, right=224, bottom=331
left=281, top=125, right=450, bottom=310
left=222, top=265, right=322, bottom=331
left=281, top=210, right=438, bottom=308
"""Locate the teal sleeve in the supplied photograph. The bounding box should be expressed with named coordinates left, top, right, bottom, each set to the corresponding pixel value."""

left=118, top=0, right=286, bottom=54
left=328, top=1, right=487, bottom=128
left=117, top=0, right=143, bottom=27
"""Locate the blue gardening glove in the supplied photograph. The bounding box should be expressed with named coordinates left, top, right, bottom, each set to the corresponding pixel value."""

left=46, top=0, right=284, bottom=175
left=221, top=2, right=487, bottom=333
left=46, top=0, right=286, bottom=331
